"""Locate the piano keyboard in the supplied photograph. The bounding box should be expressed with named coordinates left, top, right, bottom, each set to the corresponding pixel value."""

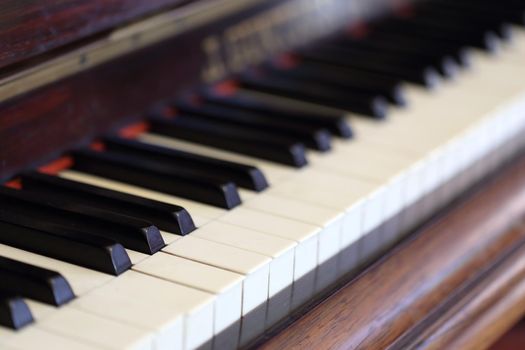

left=2, top=0, right=525, bottom=349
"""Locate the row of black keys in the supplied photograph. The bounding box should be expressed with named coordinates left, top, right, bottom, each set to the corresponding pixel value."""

left=0, top=132, right=283, bottom=331
left=2, top=0, right=525, bottom=331
left=0, top=132, right=280, bottom=331
left=147, top=0, right=525, bottom=169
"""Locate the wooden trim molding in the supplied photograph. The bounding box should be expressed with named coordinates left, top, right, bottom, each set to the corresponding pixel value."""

left=409, top=234, right=525, bottom=350
left=256, top=153, right=525, bottom=350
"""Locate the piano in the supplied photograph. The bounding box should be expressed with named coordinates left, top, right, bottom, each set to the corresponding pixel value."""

left=1, top=0, right=525, bottom=349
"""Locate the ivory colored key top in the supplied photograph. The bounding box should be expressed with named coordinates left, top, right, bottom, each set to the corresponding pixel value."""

left=244, top=193, right=344, bottom=264
left=191, top=221, right=296, bottom=299
left=190, top=221, right=297, bottom=326
left=219, top=208, right=319, bottom=281
left=323, top=142, right=423, bottom=215
left=74, top=270, right=214, bottom=350
left=0, top=244, right=112, bottom=296
left=60, top=168, right=316, bottom=289
left=134, top=252, right=243, bottom=337
left=164, top=236, right=271, bottom=316
left=19, top=299, right=153, bottom=350
left=267, top=171, right=376, bottom=251
left=57, top=169, right=315, bottom=292
left=0, top=327, right=99, bottom=350
left=37, top=307, right=153, bottom=350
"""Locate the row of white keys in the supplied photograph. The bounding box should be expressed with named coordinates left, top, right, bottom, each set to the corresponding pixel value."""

left=60, top=170, right=302, bottom=308
left=134, top=252, right=244, bottom=338
left=0, top=244, right=218, bottom=350
left=96, top=236, right=247, bottom=347
left=60, top=167, right=320, bottom=295
left=59, top=170, right=294, bottom=299
left=133, top=135, right=329, bottom=275
left=0, top=244, right=152, bottom=350
left=59, top=149, right=328, bottom=337
left=59, top=169, right=316, bottom=344
left=134, top=135, right=382, bottom=288
left=352, top=48, right=525, bottom=196
left=0, top=325, right=98, bottom=350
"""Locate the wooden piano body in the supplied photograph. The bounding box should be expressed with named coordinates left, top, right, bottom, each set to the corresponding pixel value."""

left=1, top=0, right=525, bottom=349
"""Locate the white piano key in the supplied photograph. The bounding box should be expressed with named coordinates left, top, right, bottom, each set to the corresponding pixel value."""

left=219, top=207, right=319, bottom=281
left=126, top=249, right=149, bottom=265
left=266, top=174, right=372, bottom=250
left=134, top=252, right=243, bottom=335
left=22, top=299, right=154, bottom=350
left=163, top=236, right=271, bottom=316
left=36, top=307, right=153, bottom=350
left=23, top=300, right=55, bottom=321
left=73, top=270, right=214, bottom=350
left=60, top=167, right=319, bottom=293
left=59, top=167, right=319, bottom=288
left=0, top=326, right=99, bottom=350
left=191, top=221, right=296, bottom=298
left=244, top=193, right=344, bottom=263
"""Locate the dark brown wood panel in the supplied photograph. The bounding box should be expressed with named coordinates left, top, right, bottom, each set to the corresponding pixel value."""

left=1, top=0, right=389, bottom=180
left=256, top=154, right=525, bottom=350
left=0, top=0, right=190, bottom=70
left=0, top=31, right=200, bottom=180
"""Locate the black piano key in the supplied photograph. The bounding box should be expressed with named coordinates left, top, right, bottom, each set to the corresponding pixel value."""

left=321, top=40, right=458, bottom=79
left=352, top=32, right=472, bottom=67
left=149, top=116, right=308, bottom=167
left=0, top=186, right=164, bottom=255
left=260, top=63, right=406, bottom=105
left=330, top=37, right=460, bottom=78
left=0, top=293, right=34, bottom=330
left=202, top=90, right=354, bottom=138
left=412, top=3, right=513, bottom=40
left=240, top=73, right=390, bottom=118
left=71, top=149, right=242, bottom=209
left=175, top=101, right=332, bottom=151
left=0, top=216, right=131, bottom=276
left=20, top=172, right=196, bottom=235
left=298, top=48, right=440, bottom=88
left=431, top=0, right=525, bottom=25
left=0, top=256, right=75, bottom=306
left=102, top=137, right=269, bottom=192
left=374, top=18, right=500, bottom=52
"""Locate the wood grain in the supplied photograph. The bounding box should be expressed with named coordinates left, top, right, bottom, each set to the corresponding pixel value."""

left=0, top=0, right=189, bottom=71
left=1, top=0, right=387, bottom=181
left=0, top=0, right=278, bottom=181
left=257, top=154, right=525, bottom=350
left=411, top=233, right=525, bottom=350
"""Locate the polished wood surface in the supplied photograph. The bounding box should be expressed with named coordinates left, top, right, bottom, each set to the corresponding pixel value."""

left=0, top=0, right=189, bottom=70
left=413, top=240, right=525, bottom=350
left=257, top=152, right=525, bottom=350
left=0, top=0, right=280, bottom=181
left=0, top=0, right=383, bottom=181
left=490, top=319, right=525, bottom=350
